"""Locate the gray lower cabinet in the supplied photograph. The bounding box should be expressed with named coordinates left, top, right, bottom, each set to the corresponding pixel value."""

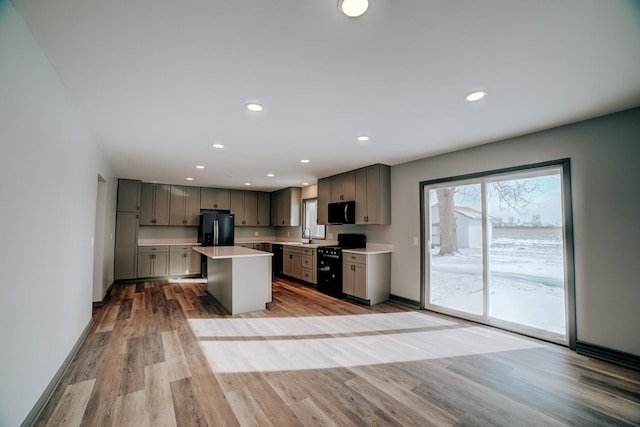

left=301, top=247, right=317, bottom=284
left=342, top=252, right=391, bottom=305
left=169, top=246, right=201, bottom=276
left=283, top=246, right=302, bottom=279
left=137, top=246, right=169, bottom=278
left=114, top=211, right=139, bottom=280
left=283, top=246, right=316, bottom=284
left=236, top=243, right=255, bottom=249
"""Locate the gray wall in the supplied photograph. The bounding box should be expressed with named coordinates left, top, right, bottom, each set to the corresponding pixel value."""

left=377, top=108, right=640, bottom=356
left=0, top=4, right=116, bottom=425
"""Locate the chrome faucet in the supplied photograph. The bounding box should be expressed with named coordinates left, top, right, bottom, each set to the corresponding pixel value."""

left=303, top=227, right=312, bottom=243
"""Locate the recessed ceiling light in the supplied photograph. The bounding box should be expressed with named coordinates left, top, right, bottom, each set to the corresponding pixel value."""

left=267, top=173, right=275, bottom=177
left=465, top=90, right=487, bottom=102
left=244, top=182, right=252, bottom=186
left=357, top=135, right=369, bottom=142
left=212, top=143, right=225, bottom=149
left=246, top=103, right=263, bottom=112
left=338, top=0, right=369, bottom=17
left=196, top=165, right=205, bottom=169
left=186, top=177, right=194, bottom=181
left=300, top=159, right=311, bottom=163
left=302, top=182, right=310, bottom=186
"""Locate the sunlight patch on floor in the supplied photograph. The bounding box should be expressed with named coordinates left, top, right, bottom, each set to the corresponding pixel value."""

left=190, top=312, right=544, bottom=373
left=189, top=312, right=456, bottom=338
left=167, top=278, right=207, bottom=284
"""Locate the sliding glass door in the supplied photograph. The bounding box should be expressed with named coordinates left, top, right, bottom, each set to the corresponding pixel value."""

left=428, top=181, right=485, bottom=317
left=423, top=162, right=573, bottom=344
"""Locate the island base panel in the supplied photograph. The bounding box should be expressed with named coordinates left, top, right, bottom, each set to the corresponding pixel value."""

left=206, top=256, right=272, bottom=314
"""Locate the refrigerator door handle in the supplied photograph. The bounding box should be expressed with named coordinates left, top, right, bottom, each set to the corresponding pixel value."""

left=214, top=219, right=219, bottom=245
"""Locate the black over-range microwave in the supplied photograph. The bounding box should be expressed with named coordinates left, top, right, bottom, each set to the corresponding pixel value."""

left=328, top=201, right=355, bottom=224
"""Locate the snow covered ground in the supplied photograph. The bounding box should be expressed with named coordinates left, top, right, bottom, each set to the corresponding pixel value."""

left=429, top=227, right=566, bottom=335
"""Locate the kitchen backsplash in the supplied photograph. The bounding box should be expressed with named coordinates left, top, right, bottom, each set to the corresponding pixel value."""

left=138, top=225, right=197, bottom=241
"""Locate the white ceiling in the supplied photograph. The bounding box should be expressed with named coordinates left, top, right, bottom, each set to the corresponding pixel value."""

left=13, top=0, right=640, bottom=191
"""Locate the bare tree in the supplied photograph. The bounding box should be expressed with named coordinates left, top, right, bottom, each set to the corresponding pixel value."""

left=436, top=177, right=543, bottom=256
left=436, top=187, right=457, bottom=255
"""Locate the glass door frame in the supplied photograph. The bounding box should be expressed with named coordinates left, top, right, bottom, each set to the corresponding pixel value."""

left=419, top=159, right=576, bottom=349
left=423, top=177, right=488, bottom=324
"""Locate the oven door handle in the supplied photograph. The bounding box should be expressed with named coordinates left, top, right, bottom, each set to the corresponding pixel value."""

left=318, top=266, right=331, bottom=272
left=320, top=254, right=340, bottom=260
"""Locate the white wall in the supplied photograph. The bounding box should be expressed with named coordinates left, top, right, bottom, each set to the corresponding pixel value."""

left=380, top=108, right=640, bottom=356
left=0, top=3, right=115, bottom=425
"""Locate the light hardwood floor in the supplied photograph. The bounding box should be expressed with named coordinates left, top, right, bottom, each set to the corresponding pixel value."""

left=35, top=277, right=640, bottom=426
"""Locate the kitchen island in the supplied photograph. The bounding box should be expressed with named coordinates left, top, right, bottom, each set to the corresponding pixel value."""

left=193, top=246, right=273, bottom=314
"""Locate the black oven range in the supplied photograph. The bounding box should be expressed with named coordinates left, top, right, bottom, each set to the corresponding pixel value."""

left=317, top=233, right=366, bottom=297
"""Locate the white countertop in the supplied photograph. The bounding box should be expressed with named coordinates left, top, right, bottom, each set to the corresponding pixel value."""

left=342, top=248, right=392, bottom=255
left=193, top=246, right=273, bottom=259
left=237, top=239, right=334, bottom=249
left=138, top=240, right=200, bottom=247
left=342, top=243, right=393, bottom=255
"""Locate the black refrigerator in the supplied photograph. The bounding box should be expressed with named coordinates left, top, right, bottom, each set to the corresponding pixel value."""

left=198, top=209, right=235, bottom=276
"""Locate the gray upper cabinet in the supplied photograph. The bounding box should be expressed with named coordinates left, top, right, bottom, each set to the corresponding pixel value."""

left=140, top=183, right=170, bottom=225
left=317, top=171, right=356, bottom=225
left=355, top=164, right=391, bottom=225
left=257, top=192, right=271, bottom=226
left=200, top=187, right=231, bottom=210
left=318, top=164, right=390, bottom=226
left=317, top=177, right=331, bottom=225
left=117, top=179, right=141, bottom=212
left=230, top=190, right=258, bottom=226
left=270, top=191, right=279, bottom=226
left=272, top=187, right=301, bottom=226
left=331, top=171, right=355, bottom=202
left=243, top=191, right=258, bottom=226
left=230, top=190, right=245, bottom=225
left=169, top=185, right=201, bottom=226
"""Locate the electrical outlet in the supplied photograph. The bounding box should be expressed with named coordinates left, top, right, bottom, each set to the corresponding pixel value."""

left=254, top=231, right=259, bottom=236
left=328, top=233, right=334, bottom=239
left=287, top=232, right=290, bottom=237
left=413, top=236, right=419, bottom=245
